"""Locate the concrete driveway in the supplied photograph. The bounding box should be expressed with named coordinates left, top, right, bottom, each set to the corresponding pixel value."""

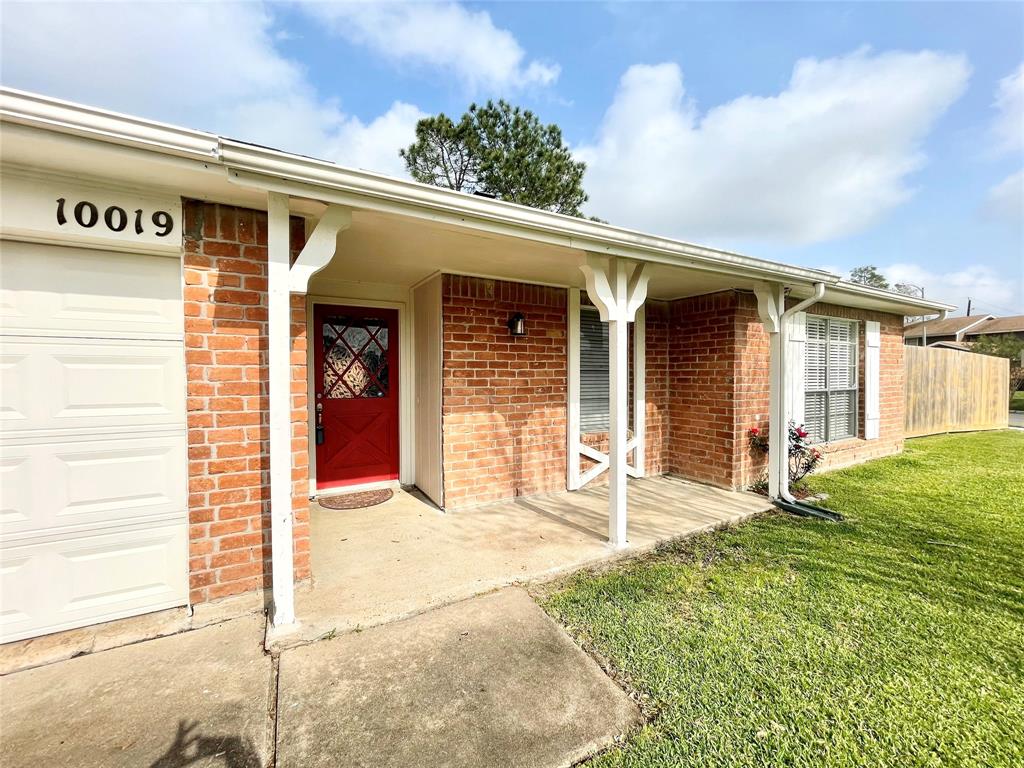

left=0, top=616, right=273, bottom=768
left=0, top=589, right=639, bottom=768
left=1010, top=411, right=1024, bottom=428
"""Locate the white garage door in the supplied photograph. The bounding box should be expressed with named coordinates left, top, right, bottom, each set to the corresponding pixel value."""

left=1, top=240, right=188, bottom=643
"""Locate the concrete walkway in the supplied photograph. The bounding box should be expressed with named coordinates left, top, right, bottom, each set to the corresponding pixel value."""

left=0, top=589, right=639, bottom=768
left=277, top=589, right=639, bottom=768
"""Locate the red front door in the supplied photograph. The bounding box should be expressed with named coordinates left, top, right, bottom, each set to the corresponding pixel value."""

left=314, top=304, right=400, bottom=490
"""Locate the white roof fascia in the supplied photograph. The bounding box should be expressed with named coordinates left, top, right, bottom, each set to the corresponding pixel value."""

left=825, top=280, right=957, bottom=315
left=0, top=87, right=218, bottom=162
left=219, top=140, right=837, bottom=287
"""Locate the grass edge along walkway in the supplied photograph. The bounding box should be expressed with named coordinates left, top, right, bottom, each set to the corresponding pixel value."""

left=542, top=431, right=1024, bottom=768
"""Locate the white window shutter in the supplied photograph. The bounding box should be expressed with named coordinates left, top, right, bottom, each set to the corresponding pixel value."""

left=786, top=312, right=806, bottom=427
left=865, top=320, right=881, bottom=439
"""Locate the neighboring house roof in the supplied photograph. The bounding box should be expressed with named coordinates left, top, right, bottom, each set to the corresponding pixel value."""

left=928, top=341, right=973, bottom=351
left=904, top=315, right=993, bottom=339
left=966, top=314, right=1024, bottom=336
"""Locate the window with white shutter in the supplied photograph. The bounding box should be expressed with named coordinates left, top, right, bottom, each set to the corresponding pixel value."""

left=804, top=316, right=858, bottom=442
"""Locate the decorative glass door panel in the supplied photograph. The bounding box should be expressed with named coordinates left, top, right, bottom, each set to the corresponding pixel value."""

left=322, top=316, right=390, bottom=398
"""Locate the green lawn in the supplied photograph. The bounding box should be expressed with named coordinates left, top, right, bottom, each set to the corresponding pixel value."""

left=1011, top=391, right=1023, bottom=412
left=542, top=431, right=1024, bottom=767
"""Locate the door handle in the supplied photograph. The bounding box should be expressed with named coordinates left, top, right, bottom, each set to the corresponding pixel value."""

left=315, top=402, right=325, bottom=445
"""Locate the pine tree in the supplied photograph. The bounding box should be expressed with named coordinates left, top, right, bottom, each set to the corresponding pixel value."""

left=401, top=100, right=588, bottom=217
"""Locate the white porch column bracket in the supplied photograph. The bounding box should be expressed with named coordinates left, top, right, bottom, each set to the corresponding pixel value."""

left=579, top=254, right=648, bottom=323
left=753, top=282, right=781, bottom=334
left=577, top=254, right=649, bottom=550
left=288, top=205, right=352, bottom=293
left=579, top=253, right=617, bottom=321
left=625, top=261, right=650, bottom=319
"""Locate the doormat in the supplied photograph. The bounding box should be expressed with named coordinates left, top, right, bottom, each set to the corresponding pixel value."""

left=318, top=489, right=394, bottom=510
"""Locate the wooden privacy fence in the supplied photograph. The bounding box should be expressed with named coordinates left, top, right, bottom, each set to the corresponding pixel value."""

left=905, top=346, right=1009, bottom=437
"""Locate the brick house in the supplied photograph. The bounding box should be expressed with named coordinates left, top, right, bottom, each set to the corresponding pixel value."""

left=0, top=88, right=954, bottom=644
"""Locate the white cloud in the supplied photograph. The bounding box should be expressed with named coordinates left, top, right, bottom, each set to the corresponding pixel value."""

left=577, top=49, right=970, bottom=245
left=985, top=169, right=1024, bottom=224
left=324, top=102, right=429, bottom=177
left=985, top=64, right=1023, bottom=226
left=882, top=263, right=1019, bottom=312
left=0, top=2, right=423, bottom=176
left=300, top=1, right=559, bottom=92
left=1, top=2, right=298, bottom=126
left=992, top=63, right=1023, bottom=155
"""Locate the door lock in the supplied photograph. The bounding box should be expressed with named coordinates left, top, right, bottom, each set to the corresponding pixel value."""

left=315, top=402, right=325, bottom=446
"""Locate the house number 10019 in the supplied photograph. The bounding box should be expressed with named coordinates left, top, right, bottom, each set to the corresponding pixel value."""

left=55, top=198, right=174, bottom=237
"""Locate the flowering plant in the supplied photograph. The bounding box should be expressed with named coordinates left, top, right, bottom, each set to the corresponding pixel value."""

left=747, top=421, right=823, bottom=494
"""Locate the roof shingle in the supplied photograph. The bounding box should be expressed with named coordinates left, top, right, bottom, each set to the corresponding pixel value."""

left=967, top=315, right=1024, bottom=335
left=904, top=315, right=993, bottom=338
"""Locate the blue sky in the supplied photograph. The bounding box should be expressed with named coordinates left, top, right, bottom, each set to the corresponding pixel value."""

left=3, top=1, right=1022, bottom=314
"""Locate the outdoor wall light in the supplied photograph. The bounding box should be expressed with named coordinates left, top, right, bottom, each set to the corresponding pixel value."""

left=507, top=313, right=527, bottom=337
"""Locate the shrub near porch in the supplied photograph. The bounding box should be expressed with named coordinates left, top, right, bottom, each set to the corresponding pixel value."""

left=543, top=431, right=1024, bottom=767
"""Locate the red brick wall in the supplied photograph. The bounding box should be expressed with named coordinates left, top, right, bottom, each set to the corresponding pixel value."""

left=440, top=281, right=669, bottom=507
left=734, top=294, right=772, bottom=488
left=665, top=292, right=741, bottom=487
left=182, top=201, right=311, bottom=605
left=441, top=275, right=568, bottom=509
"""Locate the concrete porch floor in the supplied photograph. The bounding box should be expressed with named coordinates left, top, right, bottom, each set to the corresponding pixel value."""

left=278, top=474, right=770, bottom=648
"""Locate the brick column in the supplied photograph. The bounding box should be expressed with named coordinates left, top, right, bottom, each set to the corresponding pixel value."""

left=182, top=201, right=311, bottom=605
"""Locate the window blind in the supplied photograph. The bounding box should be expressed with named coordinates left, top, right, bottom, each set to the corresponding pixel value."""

left=804, top=316, right=858, bottom=442
left=579, top=308, right=610, bottom=432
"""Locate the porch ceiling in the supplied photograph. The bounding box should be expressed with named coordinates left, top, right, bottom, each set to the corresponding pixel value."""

left=313, top=209, right=760, bottom=301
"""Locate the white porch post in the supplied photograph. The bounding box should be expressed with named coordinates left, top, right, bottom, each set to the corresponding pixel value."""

left=579, top=254, right=649, bottom=548
left=267, top=192, right=295, bottom=626
left=267, top=193, right=351, bottom=628
left=609, top=307, right=629, bottom=546
left=771, top=312, right=789, bottom=500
